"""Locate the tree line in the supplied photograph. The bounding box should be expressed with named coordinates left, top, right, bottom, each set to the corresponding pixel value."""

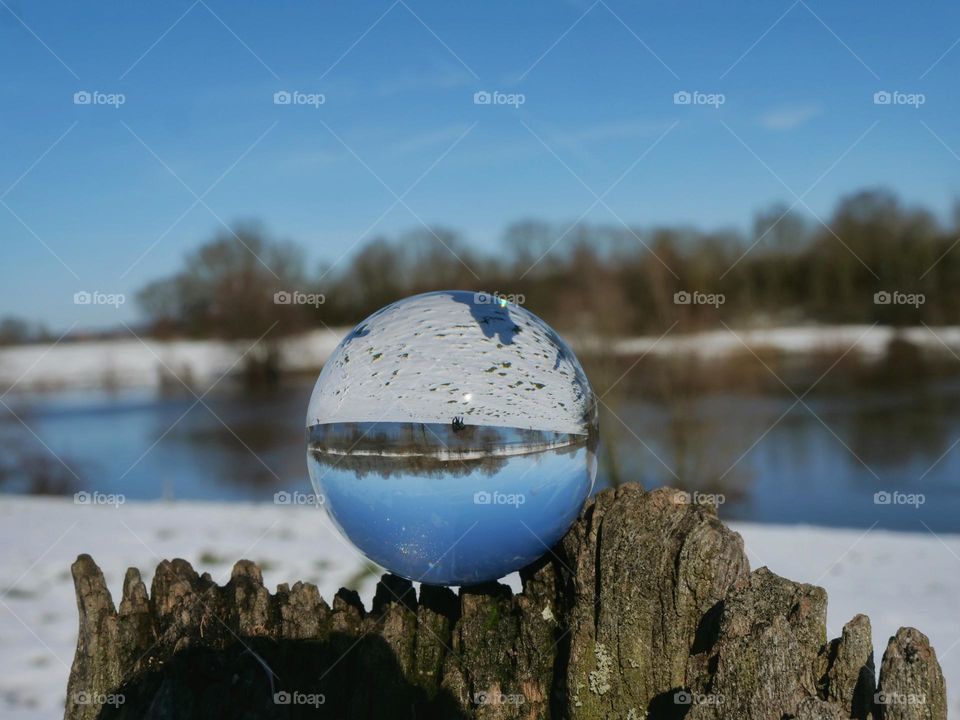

left=134, top=188, right=960, bottom=343
left=1, top=187, right=957, bottom=348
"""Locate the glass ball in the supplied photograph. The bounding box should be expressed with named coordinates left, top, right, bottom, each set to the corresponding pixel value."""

left=306, top=290, right=598, bottom=586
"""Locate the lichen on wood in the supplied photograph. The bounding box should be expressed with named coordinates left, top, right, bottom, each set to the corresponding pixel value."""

left=64, top=484, right=947, bottom=719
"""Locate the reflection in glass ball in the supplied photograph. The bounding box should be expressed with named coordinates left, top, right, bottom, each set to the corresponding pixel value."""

left=306, top=291, right=599, bottom=586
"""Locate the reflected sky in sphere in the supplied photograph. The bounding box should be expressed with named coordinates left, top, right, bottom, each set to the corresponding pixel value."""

left=306, top=291, right=598, bottom=586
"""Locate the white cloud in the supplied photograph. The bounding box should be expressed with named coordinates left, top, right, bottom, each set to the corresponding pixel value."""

left=374, top=67, right=474, bottom=97
left=564, top=119, right=673, bottom=143
left=757, top=103, right=822, bottom=131
left=385, top=124, right=476, bottom=158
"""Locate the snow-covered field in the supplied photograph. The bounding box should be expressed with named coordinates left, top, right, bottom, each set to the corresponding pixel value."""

left=0, top=497, right=957, bottom=719
left=3, top=324, right=959, bottom=392
left=0, top=329, right=348, bottom=392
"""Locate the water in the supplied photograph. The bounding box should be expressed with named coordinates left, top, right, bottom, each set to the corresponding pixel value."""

left=308, top=422, right=596, bottom=585
left=2, top=378, right=960, bottom=533
left=0, top=384, right=309, bottom=501
left=603, top=383, right=960, bottom=532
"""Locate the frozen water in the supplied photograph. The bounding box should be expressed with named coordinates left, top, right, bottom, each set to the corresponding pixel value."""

left=306, top=291, right=598, bottom=585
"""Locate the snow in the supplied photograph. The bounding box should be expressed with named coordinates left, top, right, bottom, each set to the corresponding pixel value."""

left=3, top=324, right=959, bottom=393
left=307, top=292, right=595, bottom=434
left=612, top=324, right=960, bottom=359
left=1, top=497, right=957, bottom=719
left=0, top=329, right=346, bottom=392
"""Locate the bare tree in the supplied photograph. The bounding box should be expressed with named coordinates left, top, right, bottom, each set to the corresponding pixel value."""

left=137, top=224, right=316, bottom=384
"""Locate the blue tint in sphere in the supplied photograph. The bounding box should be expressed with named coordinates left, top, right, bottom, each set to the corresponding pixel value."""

left=306, top=291, right=599, bottom=586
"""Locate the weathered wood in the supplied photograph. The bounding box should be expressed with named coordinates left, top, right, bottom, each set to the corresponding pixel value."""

left=64, top=484, right=947, bottom=719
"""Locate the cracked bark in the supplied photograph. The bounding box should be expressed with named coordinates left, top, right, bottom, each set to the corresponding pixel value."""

left=64, top=484, right=946, bottom=720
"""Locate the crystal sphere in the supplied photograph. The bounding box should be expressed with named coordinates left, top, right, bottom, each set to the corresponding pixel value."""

left=306, top=290, right=598, bottom=585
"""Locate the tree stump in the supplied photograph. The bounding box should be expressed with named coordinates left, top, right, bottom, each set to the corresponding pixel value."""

left=64, top=484, right=947, bottom=719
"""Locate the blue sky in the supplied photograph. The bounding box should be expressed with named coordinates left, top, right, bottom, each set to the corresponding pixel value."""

left=2, top=0, right=959, bottom=329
